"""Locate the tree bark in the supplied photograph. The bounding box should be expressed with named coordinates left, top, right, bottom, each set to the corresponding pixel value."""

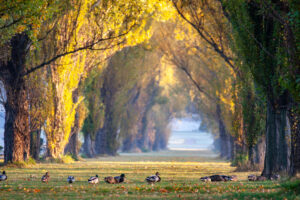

left=255, top=137, right=266, bottom=168
left=64, top=89, right=80, bottom=158
left=2, top=33, right=31, bottom=163
left=136, top=79, right=159, bottom=151
left=64, top=132, right=78, bottom=157
left=262, top=94, right=291, bottom=177
left=30, top=129, right=41, bottom=160
left=82, top=133, right=96, bottom=157
left=216, top=104, right=231, bottom=159
left=289, top=102, right=300, bottom=176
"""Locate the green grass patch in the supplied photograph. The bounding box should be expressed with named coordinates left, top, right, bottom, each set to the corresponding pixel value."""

left=0, top=150, right=298, bottom=199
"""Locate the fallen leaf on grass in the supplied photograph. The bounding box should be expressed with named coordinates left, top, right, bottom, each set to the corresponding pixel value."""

left=159, top=189, right=168, bottom=193
left=33, top=189, right=40, bottom=193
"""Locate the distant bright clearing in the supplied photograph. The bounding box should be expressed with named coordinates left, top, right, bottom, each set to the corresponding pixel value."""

left=168, top=117, right=214, bottom=151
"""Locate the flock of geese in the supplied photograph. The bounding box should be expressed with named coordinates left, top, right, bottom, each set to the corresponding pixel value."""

left=0, top=171, right=161, bottom=185
left=0, top=170, right=280, bottom=185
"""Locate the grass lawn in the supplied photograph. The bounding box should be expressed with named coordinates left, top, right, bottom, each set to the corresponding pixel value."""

left=0, top=150, right=299, bottom=199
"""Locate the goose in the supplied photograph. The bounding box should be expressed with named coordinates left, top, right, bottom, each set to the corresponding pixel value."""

left=145, top=172, right=161, bottom=185
left=256, top=176, right=267, bottom=181
left=248, top=174, right=257, bottom=181
left=0, top=171, right=7, bottom=181
left=41, top=172, right=50, bottom=183
left=88, top=175, right=99, bottom=184
left=209, top=175, right=225, bottom=182
left=200, top=176, right=211, bottom=182
left=270, top=174, right=280, bottom=181
left=229, top=175, right=238, bottom=181
left=221, top=175, right=232, bottom=181
left=67, top=176, right=75, bottom=184
left=104, top=174, right=125, bottom=184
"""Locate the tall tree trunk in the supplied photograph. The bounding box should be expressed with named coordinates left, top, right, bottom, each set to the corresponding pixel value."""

left=95, top=118, right=118, bottom=155
left=30, top=129, right=41, bottom=160
left=136, top=79, right=159, bottom=151
left=95, top=128, right=107, bottom=155
left=255, top=137, right=266, bottom=170
left=3, top=33, right=31, bottom=163
left=248, top=138, right=265, bottom=170
left=95, top=80, right=118, bottom=155
left=64, top=133, right=78, bottom=157
left=64, top=89, right=80, bottom=158
left=248, top=145, right=255, bottom=166
left=82, top=133, right=96, bottom=157
left=216, top=104, right=230, bottom=159
left=289, top=102, right=300, bottom=176
left=246, top=137, right=266, bottom=170
left=262, top=94, right=291, bottom=177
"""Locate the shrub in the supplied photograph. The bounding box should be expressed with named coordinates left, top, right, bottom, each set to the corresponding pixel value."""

left=4, top=157, right=36, bottom=168
left=60, top=154, right=75, bottom=164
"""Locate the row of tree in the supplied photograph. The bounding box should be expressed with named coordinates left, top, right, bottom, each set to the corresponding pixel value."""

left=0, top=0, right=173, bottom=161
left=168, top=0, right=299, bottom=177
left=0, top=0, right=299, bottom=179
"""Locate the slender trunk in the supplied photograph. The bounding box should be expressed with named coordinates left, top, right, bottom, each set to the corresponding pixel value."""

left=30, top=129, right=41, bottom=160
left=3, top=33, right=31, bottom=163
left=228, top=134, right=234, bottom=160
left=289, top=102, right=300, bottom=176
left=216, top=104, right=229, bottom=159
left=64, top=133, right=78, bottom=157
left=248, top=145, right=255, bottom=166
left=95, top=128, right=107, bottom=154
left=64, top=89, right=80, bottom=158
left=95, top=120, right=118, bottom=155
left=255, top=137, right=266, bottom=170
left=136, top=80, right=159, bottom=151
left=94, top=77, right=118, bottom=155
left=83, top=133, right=95, bottom=158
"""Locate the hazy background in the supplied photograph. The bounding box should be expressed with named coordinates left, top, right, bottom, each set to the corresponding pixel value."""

left=0, top=111, right=214, bottom=154
left=168, top=117, right=213, bottom=151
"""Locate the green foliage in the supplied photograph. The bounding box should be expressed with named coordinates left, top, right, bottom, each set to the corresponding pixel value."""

left=0, top=0, right=69, bottom=44
left=223, top=0, right=299, bottom=102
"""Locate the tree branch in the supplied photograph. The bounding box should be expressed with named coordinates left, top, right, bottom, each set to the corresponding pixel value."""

left=0, top=17, right=23, bottom=30
left=24, top=26, right=135, bottom=76
left=172, top=0, right=242, bottom=79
